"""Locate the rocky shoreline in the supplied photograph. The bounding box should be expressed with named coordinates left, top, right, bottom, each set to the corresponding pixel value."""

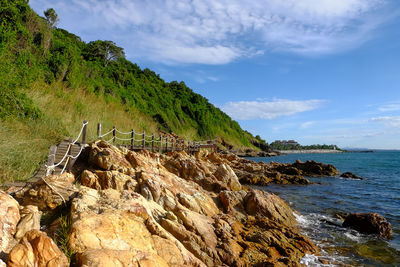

left=0, top=141, right=389, bottom=266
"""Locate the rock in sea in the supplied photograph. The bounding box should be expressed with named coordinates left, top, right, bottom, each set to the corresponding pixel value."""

left=342, top=212, right=392, bottom=239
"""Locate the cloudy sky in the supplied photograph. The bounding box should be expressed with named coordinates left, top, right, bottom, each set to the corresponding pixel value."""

left=31, top=0, right=400, bottom=149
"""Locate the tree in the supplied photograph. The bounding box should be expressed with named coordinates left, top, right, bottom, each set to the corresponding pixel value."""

left=44, top=8, right=59, bottom=28
left=84, top=40, right=125, bottom=66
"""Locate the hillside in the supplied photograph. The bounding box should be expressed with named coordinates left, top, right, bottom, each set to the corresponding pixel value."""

left=0, top=0, right=266, bottom=182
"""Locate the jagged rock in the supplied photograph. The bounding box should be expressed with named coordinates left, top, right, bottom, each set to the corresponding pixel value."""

left=66, top=143, right=320, bottom=266
left=244, top=189, right=297, bottom=227
left=0, top=190, right=20, bottom=253
left=7, top=229, right=69, bottom=267
left=293, top=160, right=339, bottom=177
left=213, top=163, right=242, bottom=191
left=219, top=190, right=247, bottom=215
left=17, top=172, right=76, bottom=211
left=81, top=169, right=138, bottom=191
left=76, top=249, right=169, bottom=267
left=340, top=172, right=363, bottom=180
left=343, top=213, right=392, bottom=239
left=68, top=187, right=205, bottom=266
left=89, top=140, right=132, bottom=171
left=15, top=205, right=41, bottom=240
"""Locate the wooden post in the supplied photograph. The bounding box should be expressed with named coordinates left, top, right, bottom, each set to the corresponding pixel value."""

left=142, top=132, right=145, bottom=149
left=151, top=134, right=155, bottom=152
left=130, top=129, right=134, bottom=150
left=165, top=137, right=168, bottom=152
left=97, top=123, right=101, bottom=139
left=66, top=139, right=74, bottom=172
left=182, top=140, right=185, bottom=152
left=82, top=120, right=88, bottom=144
left=159, top=136, right=163, bottom=153
left=171, top=138, right=175, bottom=152
left=46, top=145, right=57, bottom=176
left=112, top=126, right=116, bottom=144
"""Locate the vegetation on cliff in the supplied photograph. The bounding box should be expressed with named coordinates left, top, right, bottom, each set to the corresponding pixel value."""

left=0, top=0, right=266, bottom=182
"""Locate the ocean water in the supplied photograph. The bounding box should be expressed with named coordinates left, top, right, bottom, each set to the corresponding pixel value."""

left=250, top=151, right=400, bottom=266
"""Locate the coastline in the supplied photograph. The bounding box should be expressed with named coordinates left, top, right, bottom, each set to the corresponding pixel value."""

left=278, top=149, right=343, bottom=154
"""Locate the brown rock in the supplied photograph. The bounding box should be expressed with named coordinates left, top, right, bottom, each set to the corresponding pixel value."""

left=244, top=189, right=297, bottom=227
left=76, top=249, right=169, bottom=267
left=7, top=230, right=69, bottom=267
left=81, top=170, right=137, bottom=191
left=214, top=164, right=242, bottom=191
left=15, top=205, right=41, bottom=240
left=18, top=172, right=76, bottom=211
left=343, top=213, right=392, bottom=239
left=89, top=140, right=132, bottom=171
left=219, top=190, right=247, bottom=214
left=0, top=190, right=20, bottom=253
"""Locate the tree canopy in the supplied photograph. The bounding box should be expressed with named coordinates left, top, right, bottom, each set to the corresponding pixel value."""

left=44, top=8, right=58, bottom=28
left=84, top=40, right=125, bottom=66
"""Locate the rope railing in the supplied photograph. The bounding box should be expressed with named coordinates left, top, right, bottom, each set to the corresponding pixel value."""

left=45, top=121, right=88, bottom=176
left=97, top=123, right=218, bottom=153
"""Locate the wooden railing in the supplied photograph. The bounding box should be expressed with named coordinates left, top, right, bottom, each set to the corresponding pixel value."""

left=97, top=123, right=218, bottom=153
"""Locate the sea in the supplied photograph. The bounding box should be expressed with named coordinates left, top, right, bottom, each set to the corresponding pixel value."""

left=250, top=150, right=400, bottom=266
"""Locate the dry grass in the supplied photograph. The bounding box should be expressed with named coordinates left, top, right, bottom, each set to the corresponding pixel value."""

left=0, top=82, right=159, bottom=183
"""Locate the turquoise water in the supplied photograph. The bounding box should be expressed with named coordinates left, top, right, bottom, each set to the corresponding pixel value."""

left=251, top=151, right=400, bottom=266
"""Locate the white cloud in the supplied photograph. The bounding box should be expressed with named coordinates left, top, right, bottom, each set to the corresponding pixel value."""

left=221, top=99, right=324, bottom=120
left=377, top=102, right=400, bottom=112
left=370, top=116, right=400, bottom=127
left=30, top=0, right=391, bottom=64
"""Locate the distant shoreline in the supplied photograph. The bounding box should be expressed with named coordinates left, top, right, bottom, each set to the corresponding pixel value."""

left=278, top=149, right=343, bottom=154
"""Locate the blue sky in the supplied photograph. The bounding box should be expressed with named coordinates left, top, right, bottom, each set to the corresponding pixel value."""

left=31, top=0, right=400, bottom=149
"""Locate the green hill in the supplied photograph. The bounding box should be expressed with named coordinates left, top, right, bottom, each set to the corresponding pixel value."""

left=0, top=0, right=267, bottom=182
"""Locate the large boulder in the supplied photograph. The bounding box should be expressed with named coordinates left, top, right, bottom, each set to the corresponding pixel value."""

left=244, top=189, right=297, bottom=227
left=15, top=205, right=41, bottom=240
left=7, top=230, right=69, bottom=267
left=76, top=249, right=169, bottom=267
left=81, top=170, right=138, bottom=192
left=17, top=172, right=76, bottom=211
left=343, top=213, right=392, bottom=239
left=213, top=164, right=242, bottom=191
left=88, top=140, right=132, bottom=171
left=0, top=190, right=20, bottom=253
left=68, top=187, right=205, bottom=267
left=340, top=172, right=363, bottom=180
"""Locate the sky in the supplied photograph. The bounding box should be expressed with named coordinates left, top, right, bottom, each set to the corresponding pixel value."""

left=30, top=0, right=400, bottom=149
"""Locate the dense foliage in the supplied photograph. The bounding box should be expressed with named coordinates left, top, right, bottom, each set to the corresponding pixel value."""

left=269, top=141, right=338, bottom=151
left=0, top=0, right=261, bottom=147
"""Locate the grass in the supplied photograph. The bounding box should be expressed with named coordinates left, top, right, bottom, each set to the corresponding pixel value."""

left=54, top=214, right=74, bottom=262
left=0, top=81, right=159, bottom=183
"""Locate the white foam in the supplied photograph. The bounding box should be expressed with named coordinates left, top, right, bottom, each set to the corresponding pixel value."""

left=300, top=254, right=337, bottom=266
left=294, top=212, right=310, bottom=226
left=344, top=231, right=361, bottom=241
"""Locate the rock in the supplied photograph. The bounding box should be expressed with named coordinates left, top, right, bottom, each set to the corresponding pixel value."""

left=15, top=205, right=41, bottom=240
left=69, top=187, right=205, bottom=267
left=340, top=172, right=363, bottom=180
left=65, top=143, right=320, bottom=266
left=88, top=140, right=132, bottom=171
left=244, top=189, right=297, bottom=227
left=0, top=259, right=5, bottom=267
left=0, top=190, right=20, bottom=253
left=213, top=164, right=242, bottom=191
left=81, top=170, right=138, bottom=191
left=76, top=249, right=169, bottom=267
left=219, top=190, right=247, bottom=215
left=293, top=160, right=339, bottom=177
left=343, top=213, right=392, bottom=239
left=17, top=172, right=76, bottom=211
left=7, top=229, right=69, bottom=267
